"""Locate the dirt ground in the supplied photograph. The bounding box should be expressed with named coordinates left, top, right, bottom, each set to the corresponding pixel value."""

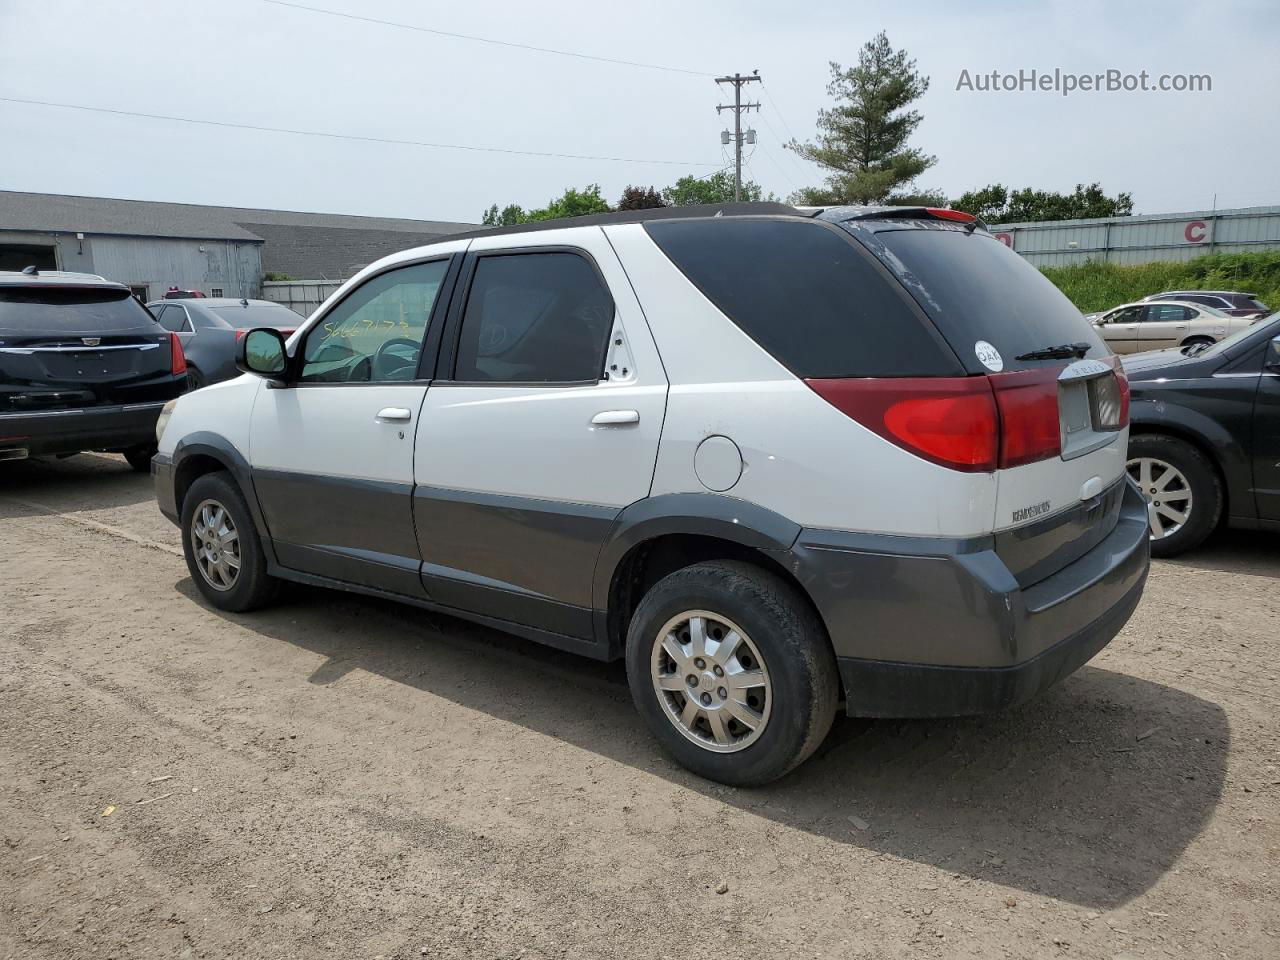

left=1, top=453, right=1277, bottom=960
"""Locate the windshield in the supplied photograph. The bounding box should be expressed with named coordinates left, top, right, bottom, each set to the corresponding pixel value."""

left=1198, top=312, right=1280, bottom=358
left=847, top=222, right=1107, bottom=373
left=0, top=286, right=158, bottom=333
left=208, top=303, right=300, bottom=329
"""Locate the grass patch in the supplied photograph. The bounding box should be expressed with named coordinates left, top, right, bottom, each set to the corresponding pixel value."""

left=1042, top=251, right=1280, bottom=313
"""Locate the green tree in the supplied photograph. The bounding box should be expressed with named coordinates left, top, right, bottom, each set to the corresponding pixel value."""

left=952, top=182, right=1134, bottom=224
left=481, top=203, right=527, bottom=226
left=662, top=170, right=766, bottom=206
left=482, top=185, right=612, bottom=225
left=787, top=33, right=935, bottom=205
left=617, top=185, right=667, bottom=210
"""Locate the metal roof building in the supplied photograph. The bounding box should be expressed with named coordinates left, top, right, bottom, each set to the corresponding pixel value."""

left=0, top=190, right=475, bottom=301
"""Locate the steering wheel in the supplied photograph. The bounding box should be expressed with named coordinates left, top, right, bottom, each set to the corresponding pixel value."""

left=371, top=337, right=421, bottom=381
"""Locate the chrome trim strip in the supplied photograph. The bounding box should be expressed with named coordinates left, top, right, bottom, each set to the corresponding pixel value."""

left=0, top=343, right=161, bottom=354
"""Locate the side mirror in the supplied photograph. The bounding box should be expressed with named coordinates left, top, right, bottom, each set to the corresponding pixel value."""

left=236, top=328, right=288, bottom=382
left=1266, top=336, right=1280, bottom=373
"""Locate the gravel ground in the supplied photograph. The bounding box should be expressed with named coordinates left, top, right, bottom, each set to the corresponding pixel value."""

left=1, top=453, right=1277, bottom=960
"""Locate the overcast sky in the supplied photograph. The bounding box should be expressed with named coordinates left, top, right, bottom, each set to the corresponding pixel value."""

left=2, top=0, right=1276, bottom=224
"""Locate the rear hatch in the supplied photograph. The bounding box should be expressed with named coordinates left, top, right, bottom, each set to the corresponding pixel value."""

left=0, top=285, right=178, bottom=412
left=827, top=210, right=1131, bottom=586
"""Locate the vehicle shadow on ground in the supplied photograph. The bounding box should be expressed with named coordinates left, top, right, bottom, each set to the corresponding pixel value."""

left=0, top=454, right=154, bottom=511
left=1161, top=527, right=1280, bottom=580
left=184, top=579, right=1228, bottom=911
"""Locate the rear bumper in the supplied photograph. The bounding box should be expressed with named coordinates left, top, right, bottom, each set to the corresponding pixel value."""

left=792, top=479, right=1151, bottom=717
left=0, top=401, right=167, bottom=457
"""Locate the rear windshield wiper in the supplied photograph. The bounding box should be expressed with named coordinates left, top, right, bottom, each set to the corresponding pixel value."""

left=1014, top=342, right=1091, bottom=362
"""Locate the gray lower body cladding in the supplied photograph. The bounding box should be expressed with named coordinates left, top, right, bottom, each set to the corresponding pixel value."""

left=154, top=450, right=1150, bottom=719
left=791, top=479, right=1151, bottom=717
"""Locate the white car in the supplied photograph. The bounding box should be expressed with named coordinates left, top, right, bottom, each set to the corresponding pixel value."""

left=1091, top=299, right=1256, bottom=354
left=153, top=203, right=1150, bottom=785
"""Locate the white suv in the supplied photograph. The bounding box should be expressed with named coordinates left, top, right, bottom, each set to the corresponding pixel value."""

left=154, top=203, right=1150, bottom=785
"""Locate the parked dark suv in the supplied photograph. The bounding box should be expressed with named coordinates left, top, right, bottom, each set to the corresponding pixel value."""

left=0, top=269, right=188, bottom=471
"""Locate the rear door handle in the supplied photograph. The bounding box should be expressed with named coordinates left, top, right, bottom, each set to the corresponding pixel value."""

left=376, top=407, right=413, bottom=422
left=591, top=409, right=639, bottom=426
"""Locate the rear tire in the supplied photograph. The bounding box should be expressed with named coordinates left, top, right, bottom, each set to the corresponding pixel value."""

left=1127, top=433, right=1221, bottom=557
left=186, top=367, right=206, bottom=391
left=181, top=471, right=279, bottom=612
left=122, top=443, right=156, bottom=473
left=625, top=560, right=839, bottom=786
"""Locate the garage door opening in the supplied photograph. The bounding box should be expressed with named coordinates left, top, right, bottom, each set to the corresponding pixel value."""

left=0, top=243, right=58, bottom=272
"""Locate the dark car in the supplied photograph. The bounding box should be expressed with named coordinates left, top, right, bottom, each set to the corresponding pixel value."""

left=0, top=269, right=188, bottom=471
left=1143, top=290, right=1270, bottom=319
left=1123, top=312, right=1280, bottom=555
left=146, top=298, right=299, bottom=388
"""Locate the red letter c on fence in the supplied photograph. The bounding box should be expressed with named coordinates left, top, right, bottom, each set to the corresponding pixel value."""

left=1184, top=221, right=1207, bottom=243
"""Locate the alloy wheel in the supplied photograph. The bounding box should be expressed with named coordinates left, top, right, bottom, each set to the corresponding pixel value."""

left=190, top=498, right=241, bottom=591
left=650, top=610, right=772, bottom=754
left=1127, top=456, right=1193, bottom=540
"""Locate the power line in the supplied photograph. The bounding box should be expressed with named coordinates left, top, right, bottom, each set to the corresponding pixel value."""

left=0, top=96, right=718, bottom=167
left=760, top=82, right=804, bottom=145
left=261, top=0, right=713, bottom=77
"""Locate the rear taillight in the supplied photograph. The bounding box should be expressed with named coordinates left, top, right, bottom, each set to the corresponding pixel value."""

left=168, top=332, right=187, bottom=375
left=806, top=377, right=999, bottom=472
left=1098, top=355, right=1130, bottom=428
left=925, top=207, right=978, bottom=223
left=807, top=367, right=1068, bottom=472
left=235, top=329, right=247, bottom=342
left=989, top=368, right=1061, bottom=468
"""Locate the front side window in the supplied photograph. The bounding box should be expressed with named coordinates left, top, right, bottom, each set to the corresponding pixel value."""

left=300, top=260, right=448, bottom=383
left=453, top=252, right=614, bottom=383
left=1107, top=306, right=1143, bottom=324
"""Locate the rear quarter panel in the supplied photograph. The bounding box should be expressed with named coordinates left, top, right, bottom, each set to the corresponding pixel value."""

left=606, top=223, right=998, bottom=538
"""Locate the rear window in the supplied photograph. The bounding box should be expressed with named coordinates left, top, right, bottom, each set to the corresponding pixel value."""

left=0, top=286, right=159, bottom=333
left=644, top=218, right=961, bottom=378
left=207, top=303, right=300, bottom=329
left=853, top=224, right=1107, bottom=373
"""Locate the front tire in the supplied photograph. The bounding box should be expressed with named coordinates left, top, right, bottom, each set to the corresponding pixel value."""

left=1127, top=433, right=1222, bottom=557
left=625, top=560, right=839, bottom=786
left=122, top=443, right=156, bottom=473
left=181, top=471, right=279, bottom=612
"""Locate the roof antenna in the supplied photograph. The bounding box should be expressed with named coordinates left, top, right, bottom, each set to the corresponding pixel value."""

left=21, top=265, right=38, bottom=275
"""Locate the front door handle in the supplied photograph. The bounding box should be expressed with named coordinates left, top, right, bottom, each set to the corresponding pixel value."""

left=591, top=409, right=640, bottom=426
left=376, top=407, right=413, bottom=422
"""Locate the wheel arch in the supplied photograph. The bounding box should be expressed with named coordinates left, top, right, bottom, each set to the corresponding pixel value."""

left=1127, top=420, right=1235, bottom=522
left=171, top=432, right=272, bottom=542
left=593, top=494, right=831, bottom=661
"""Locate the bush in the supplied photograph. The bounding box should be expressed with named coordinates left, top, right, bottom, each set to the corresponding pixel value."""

left=1042, top=251, right=1280, bottom=313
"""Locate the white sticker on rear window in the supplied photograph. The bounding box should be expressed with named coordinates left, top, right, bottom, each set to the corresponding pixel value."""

left=975, top=341, right=1003, bottom=372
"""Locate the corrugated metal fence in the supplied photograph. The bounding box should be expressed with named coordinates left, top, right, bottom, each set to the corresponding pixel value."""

left=260, top=280, right=344, bottom=318
left=989, top=205, right=1280, bottom=267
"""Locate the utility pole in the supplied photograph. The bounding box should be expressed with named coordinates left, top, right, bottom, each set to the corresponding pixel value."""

left=716, top=71, right=761, bottom=201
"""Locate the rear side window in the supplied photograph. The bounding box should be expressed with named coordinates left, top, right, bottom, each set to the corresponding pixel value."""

left=454, top=252, right=614, bottom=383
left=0, top=286, right=159, bottom=333
left=645, top=219, right=959, bottom=378
left=208, top=303, right=300, bottom=329
left=857, top=225, right=1107, bottom=373
left=154, top=305, right=191, bottom=332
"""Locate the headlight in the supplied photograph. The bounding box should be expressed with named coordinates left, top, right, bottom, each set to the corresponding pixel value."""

left=155, top=399, right=178, bottom=444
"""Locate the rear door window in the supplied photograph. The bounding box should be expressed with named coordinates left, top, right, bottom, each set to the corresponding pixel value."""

left=453, top=252, right=615, bottom=383
left=155, top=305, right=191, bottom=332
left=645, top=218, right=960, bottom=378
left=0, top=286, right=160, bottom=333
left=849, top=223, right=1107, bottom=374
